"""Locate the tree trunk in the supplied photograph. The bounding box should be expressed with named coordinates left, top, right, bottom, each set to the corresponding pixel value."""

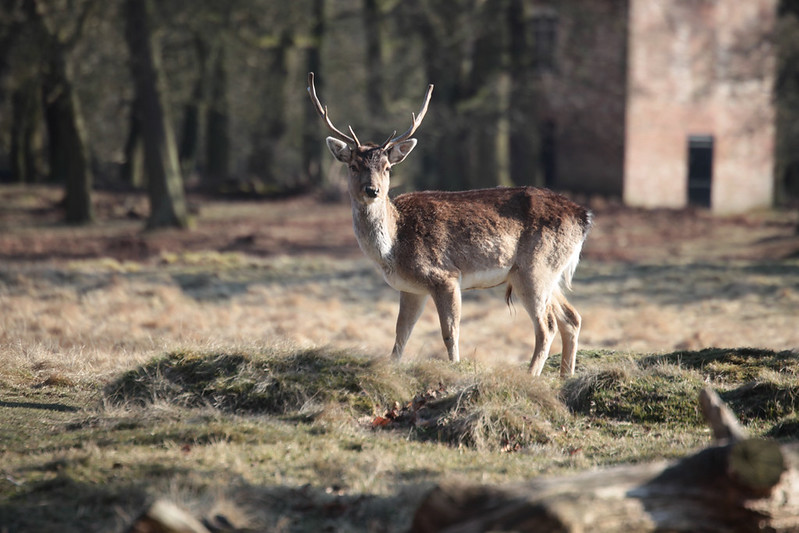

left=121, top=93, right=145, bottom=188
left=411, top=388, right=799, bottom=533
left=507, top=0, right=544, bottom=188
left=462, top=2, right=502, bottom=190
left=178, top=36, right=210, bottom=180
left=415, top=2, right=466, bottom=191
left=124, top=0, right=189, bottom=229
left=26, top=0, right=94, bottom=223
left=10, top=80, right=45, bottom=183
left=302, top=0, right=325, bottom=187
left=248, top=32, right=289, bottom=186
left=363, top=0, right=385, bottom=122
left=204, top=44, right=229, bottom=185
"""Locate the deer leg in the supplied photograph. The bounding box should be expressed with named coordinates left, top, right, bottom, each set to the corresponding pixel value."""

left=511, top=273, right=557, bottom=375
left=552, top=291, right=581, bottom=377
left=391, top=291, right=429, bottom=361
left=528, top=305, right=557, bottom=375
left=431, top=282, right=462, bottom=363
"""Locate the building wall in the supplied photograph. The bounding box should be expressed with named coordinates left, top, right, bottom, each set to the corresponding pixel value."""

left=624, top=0, right=776, bottom=213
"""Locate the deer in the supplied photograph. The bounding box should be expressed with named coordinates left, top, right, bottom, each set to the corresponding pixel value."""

left=307, top=72, right=592, bottom=376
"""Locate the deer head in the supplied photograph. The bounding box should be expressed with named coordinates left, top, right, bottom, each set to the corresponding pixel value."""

left=307, top=72, right=433, bottom=204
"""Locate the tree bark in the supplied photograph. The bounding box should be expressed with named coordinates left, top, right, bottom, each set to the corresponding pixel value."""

left=124, top=0, right=189, bottom=229
left=26, top=0, right=94, bottom=223
left=178, top=36, right=210, bottom=180
left=248, top=32, right=289, bottom=186
left=204, top=44, right=229, bottom=185
left=121, top=93, right=145, bottom=188
left=507, top=0, right=544, bottom=188
left=411, top=388, right=799, bottom=533
left=363, top=0, right=385, bottom=121
left=10, top=80, right=45, bottom=183
left=302, top=0, right=325, bottom=187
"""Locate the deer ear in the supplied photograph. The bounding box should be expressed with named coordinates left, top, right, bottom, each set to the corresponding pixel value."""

left=326, top=137, right=352, bottom=162
left=387, top=139, right=417, bottom=165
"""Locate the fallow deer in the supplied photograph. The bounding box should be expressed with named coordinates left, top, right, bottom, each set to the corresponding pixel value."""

left=307, top=72, right=592, bottom=376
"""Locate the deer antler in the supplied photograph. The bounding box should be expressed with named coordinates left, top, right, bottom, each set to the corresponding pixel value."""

left=382, top=83, right=434, bottom=149
left=307, top=72, right=360, bottom=147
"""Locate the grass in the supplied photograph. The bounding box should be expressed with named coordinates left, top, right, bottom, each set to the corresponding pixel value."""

left=3, top=345, right=798, bottom=532
left=104, top=347, right=413, bottom=416
left=2, top=189, right=798, bottom=531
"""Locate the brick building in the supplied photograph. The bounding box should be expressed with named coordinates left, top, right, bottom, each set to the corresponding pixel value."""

left=623, top=0, right=777, bottom=213
left=538, top=0, right=777, bottom=213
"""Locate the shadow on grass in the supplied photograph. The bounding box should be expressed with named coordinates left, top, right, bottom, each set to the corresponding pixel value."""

left=0, top=400, right=78, bottom=412
left=0, top=469, right=425, bottom=533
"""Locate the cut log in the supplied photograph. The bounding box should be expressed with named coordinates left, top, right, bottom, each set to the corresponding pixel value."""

left=699, top=387, right=748, bottom=443
left=410, top=387, right=799, bottom=532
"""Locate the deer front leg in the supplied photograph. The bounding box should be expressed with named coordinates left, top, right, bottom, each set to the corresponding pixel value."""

left=391, top=292, right=429, bottom=361
left=431, top=281, right=462, bottom=363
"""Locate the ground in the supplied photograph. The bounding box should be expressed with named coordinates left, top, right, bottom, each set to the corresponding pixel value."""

left=0, top=185, right=798, bottom=531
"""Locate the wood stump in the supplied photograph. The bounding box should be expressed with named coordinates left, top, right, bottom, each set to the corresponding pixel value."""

left=410, top=388, right=799, bottom=533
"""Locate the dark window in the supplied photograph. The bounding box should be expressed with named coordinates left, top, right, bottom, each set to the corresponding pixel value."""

left=687, top=135, right=714, bottom=208
left=531, top=14, right=558, bottom=71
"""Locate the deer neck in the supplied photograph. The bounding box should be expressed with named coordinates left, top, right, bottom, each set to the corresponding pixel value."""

left=351, top=197, right=398, bottom=265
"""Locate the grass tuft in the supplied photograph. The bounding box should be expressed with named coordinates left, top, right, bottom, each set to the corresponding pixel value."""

left=561, top=361, right=704, bottom=426
left=382, top=363, right=568, bottom=451
left=104, top=347, right=412, bottom=417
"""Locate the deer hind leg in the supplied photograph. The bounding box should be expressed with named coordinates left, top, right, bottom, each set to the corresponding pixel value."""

left=431, top=281, right=462, bottom=363
left=552, top=290, right=581, bottom=377
left=509, top=272, right=557, bottom=376
left=391, top=292, right=429, bottom=361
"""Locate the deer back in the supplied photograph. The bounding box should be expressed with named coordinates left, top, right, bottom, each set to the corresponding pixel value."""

left=389, top=187, right=592, bottom=289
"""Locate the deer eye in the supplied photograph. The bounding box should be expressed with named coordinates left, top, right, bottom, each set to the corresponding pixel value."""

left=349, top=164, right=358, bottom=173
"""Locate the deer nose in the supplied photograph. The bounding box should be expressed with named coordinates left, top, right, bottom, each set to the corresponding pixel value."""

left=364, top=186, right=379, bottom=198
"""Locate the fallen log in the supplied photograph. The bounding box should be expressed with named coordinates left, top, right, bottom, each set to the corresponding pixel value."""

left=410, top=388, right=799, bottom=533
left=124, top=499, right=210, bottom=533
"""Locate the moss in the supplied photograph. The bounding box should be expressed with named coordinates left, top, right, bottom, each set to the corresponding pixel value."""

left=561, top=366, right=704, bottom=426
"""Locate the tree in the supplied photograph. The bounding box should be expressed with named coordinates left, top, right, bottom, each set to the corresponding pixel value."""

left=247, top=31, right=290, bottom=186
left=507, top=0, right=544, bottom=188
left=301, top=0, right=325, bottom=187
left=204, top=43, right=230, bottom=185
left=26, top=0, right=95, bottom=223
left=363, top=0, right=386, bottom=121
left=405, top=0, right=505, bottom=191
left=2, top=0, right=45, bottom=184
left=124, top=0, right=189, bottom=229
